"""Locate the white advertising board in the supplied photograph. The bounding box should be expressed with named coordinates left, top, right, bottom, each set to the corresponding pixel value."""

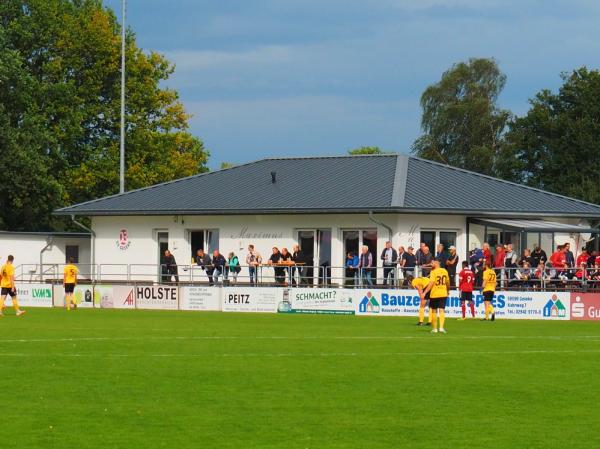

left=180, top=286, right=221, bottom=311
left=96, top=285, right=136, bottom=309
left=6, top=283, right=54, bottom=308
left=286, top=288, right=355, bottom=314
left=135, top=285, right=178, bottom=310
left=354, top=289, right=570, bottom=320
left=221, top=287, right=282, bottom=313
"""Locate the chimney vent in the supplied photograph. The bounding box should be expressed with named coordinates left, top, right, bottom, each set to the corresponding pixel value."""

left=271, top=171, right=277, bottom=183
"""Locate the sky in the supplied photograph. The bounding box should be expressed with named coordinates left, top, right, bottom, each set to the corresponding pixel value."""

left=104, top=0, right=600, bottom=169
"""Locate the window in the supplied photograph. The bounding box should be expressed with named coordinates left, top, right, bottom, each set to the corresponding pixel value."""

left=189, top=230, right=219, bottom=261
left=65, top=245, right=79, bottom=263
left=343, top=229, right=378, bottom=260
left=421, top=230, right=457, bottom=253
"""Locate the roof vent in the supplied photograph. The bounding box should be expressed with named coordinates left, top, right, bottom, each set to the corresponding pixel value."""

left=271, top=171, right=277, bottom=184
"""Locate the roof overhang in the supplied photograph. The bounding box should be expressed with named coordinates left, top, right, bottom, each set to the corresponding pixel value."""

left=468, top=218, right=597, bottom=233
left=54, top=208, right=600, bottom=219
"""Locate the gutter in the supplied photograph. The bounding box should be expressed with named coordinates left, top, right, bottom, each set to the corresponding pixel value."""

left=368, top=211, right=393, bottom=243
left=71, top=215, right=96, bottom=281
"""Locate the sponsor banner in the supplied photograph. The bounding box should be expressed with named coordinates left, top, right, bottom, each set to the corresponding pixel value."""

left=180, top=286, right=221, bottom=311
left=354, top=289, right=570, bottom=320
left=284, top=288, right=355, bottom=314
left=95, top=285, right=136, bottom=309
left=73, top=285, right=95, bottom=308
left=570, top=293, right=600, bottom=321
left=222, top=287, right=282, bottom=313
left=135, top=285, right=178, bottom=310
left=6, top=283, right=53, bottom=308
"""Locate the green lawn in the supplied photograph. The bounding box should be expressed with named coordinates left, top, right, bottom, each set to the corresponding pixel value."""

left=1, top=308, right=599, bottom=449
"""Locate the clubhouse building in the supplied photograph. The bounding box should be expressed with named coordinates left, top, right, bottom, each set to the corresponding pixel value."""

left=55, top=154, right=600, bottom=282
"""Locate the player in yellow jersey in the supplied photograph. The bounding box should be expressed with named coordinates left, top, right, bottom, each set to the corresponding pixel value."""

left=0, top=255, right=26, bottom=317
left=407, top=275, right=433, bottom=326
left=481, top=262, right=496, bottom=321
left=423, top=258, right=450, bottom=333
left=63, top=257, right=79, bottom=310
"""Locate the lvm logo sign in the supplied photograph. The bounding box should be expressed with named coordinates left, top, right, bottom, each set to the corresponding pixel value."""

left=358, top=292, right=380, bottom=314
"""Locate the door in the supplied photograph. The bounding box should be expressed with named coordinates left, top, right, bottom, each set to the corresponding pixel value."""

left=297, top=229, right=331, bottom=285
left=157, top=231, right=169, bottom=281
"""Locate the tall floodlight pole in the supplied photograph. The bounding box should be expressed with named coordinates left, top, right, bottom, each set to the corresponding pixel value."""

left=119, top=0, right=126, bottom=193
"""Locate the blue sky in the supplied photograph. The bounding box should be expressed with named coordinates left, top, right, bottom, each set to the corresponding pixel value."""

left=105, top=0, right=600, bottom=169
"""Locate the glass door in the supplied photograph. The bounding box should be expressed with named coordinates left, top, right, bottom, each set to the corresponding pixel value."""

left=297, top=229, right=331, bottom=285
left=157, top=231, right=169, bottom=282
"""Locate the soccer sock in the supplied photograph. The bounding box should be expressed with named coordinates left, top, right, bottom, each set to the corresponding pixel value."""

left=439, top=309, right=446, bottom=329
left=431, top=309, right=438, bottom=329
left=12, top=298, right=20, bottom=311
left=489, top=304, right=495, bottom=315
left=485, top=303, right=490, bottom=320
left=418, top=306, right=425, bottom=323
left=470, top=302, right=476, bottom=317
left=461, top=302, right=466, bottom=318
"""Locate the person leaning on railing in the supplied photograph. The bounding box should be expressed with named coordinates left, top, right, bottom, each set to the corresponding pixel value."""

left=246, top=244, right=262, bottom=286
left=268, top=247, right=286, bottom=285
left=345, top=252, right=359, bottom=287
left=226, top=252, right=241, bottom=285
left=195, top=248, right=214, bottom=286
left=211, top=250, right=227, bottom=285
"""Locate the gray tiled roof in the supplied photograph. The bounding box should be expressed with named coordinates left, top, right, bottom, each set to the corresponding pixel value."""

left=55, top=154, right=600, bottom=217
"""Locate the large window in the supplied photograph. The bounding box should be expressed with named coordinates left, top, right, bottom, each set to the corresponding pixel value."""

left=65, top=245, right=79, bottom=263
left=296, top=229, right=332, bottom=284
left=343, top=229, right=377, bottom=261
left=420, top=230, right=457, bottom=252
left=189, top=229, right=219, bottom=261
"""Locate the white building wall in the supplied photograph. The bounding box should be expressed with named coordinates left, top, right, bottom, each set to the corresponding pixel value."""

left=91, top=213, right=468, bottom=282
left=0, top=233, right=91, bottom=280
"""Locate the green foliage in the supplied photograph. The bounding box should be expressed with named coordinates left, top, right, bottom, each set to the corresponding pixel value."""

left=412, top=58, right=511, bottom=176
left=347, top=146, right=388, bottom=155
left=0, top=0, right=208, bottom=230
left=505, top=67, right=600, bottom=204
left=219, top=162, right=235, bottom=169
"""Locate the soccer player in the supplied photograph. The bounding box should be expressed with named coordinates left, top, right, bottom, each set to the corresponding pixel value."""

left=0, top=255, right=26, bottom=317
left=481, top=261, right=497, bottom=321
left=458, top=261, right=476, bottom=320
left=64, top=257, right=79, bottom=310
left=423, top=258, right=450, bottom=334
left=408, top=275, right=432, bottom=326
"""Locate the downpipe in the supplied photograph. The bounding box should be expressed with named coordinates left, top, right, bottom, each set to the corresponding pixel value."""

left=71, top=215, right=96, bottom=282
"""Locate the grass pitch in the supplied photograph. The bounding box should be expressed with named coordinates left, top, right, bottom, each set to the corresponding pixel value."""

left=1, top=308, right=599, bottom=449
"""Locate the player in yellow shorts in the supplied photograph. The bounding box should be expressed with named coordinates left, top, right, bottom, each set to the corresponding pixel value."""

left=407, top=275, right=433, bottom=326
left=63, top=257, right=79, bottom=310
left=1, top=255, right=26, bottom=317
left=481, top=262, right=497, bottom=321
left=423, top=258, right=450, bottom=333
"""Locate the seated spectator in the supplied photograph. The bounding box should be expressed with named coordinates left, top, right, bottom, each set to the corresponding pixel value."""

left=575, top=262, right=589, bottom=282
left=345, top=252, right=359, bottom=286
left=532, top=262, right=549, bottom=289
left=514, top=261, right=533, bottom=289
left=518, top=248, right=536, bottom=268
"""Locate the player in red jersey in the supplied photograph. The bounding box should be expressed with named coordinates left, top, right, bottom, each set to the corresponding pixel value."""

left=458, top=261, right=475, bottom=320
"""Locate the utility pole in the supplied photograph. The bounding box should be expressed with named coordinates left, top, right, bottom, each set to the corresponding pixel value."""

left=119, top=0, right=126, bottom=193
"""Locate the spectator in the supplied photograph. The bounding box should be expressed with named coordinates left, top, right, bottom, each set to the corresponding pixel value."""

left=588, top=250, right=599, bottom=268
left=358, top=245, right=373, bottom=286
left=268, top=247, right=286, bottom=284
left=211, top=250, right=227, bottom=285
left=380, top=241, right=398, bottom=286
left=550, top=245, right=568, bottom=272
left=435, top=243, right=448, bottom=269
left=564, top=242, right=575, bottom=268
left=515, top=261, right=533, bottom=289
left=469, top=247, right=485, bottom=285
left=482, top=242, right=492, bottom=266
left=246, top=244, right=262, bottom=286
left=162, top=249, right=178, bottom=283
left=195, top=248, right=214, bottom=285
left=280, top=247, right=293, bottom=284
left=291, top=244, right=307, bottom=286
left=575, top=262, right=588, bottom=281
left=531, top=245, right=548, bottom=266
left=493, top=244, right=505, bottom=273
left=504, top=243, right=518, bottom=279
left=345, top=252, right=359, bottom=286
left=227, top=252, right=241, bottom=285
left=577, top=248, right=589, bottom=269
left=402, top=246, right=417, bottom=279
left=417, top=245, right=433, bottom=276
left=445, top=245, right=459, bottom=287
left=518, top=249, right=536, bottom=268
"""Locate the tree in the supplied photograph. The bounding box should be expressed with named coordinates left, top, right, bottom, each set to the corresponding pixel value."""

left=505, top=68, right=600, bottom=204
left=348, top=146, right=387, bottom=155
left=220, top=162, right=235, bottom=169
left=0, top=0, right=208, bottom=230
left=412, top=58, right=511, bottom=176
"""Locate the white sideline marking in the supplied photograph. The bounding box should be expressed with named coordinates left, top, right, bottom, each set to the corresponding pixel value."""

left=0, top=349, right=599, bottom=358
left=1, top=335, right=600, bottom=343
